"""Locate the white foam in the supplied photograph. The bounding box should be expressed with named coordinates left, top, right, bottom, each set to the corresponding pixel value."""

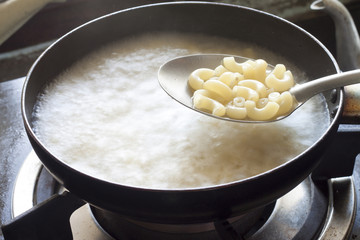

left=33, top=33, right=330, bottom=189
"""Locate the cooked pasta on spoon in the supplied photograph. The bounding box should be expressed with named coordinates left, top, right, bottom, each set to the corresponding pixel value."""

left=158, top=54, right=360, bottom=123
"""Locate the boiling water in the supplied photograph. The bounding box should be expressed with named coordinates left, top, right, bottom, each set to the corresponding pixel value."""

left=33, top=33, right=330, bottom=189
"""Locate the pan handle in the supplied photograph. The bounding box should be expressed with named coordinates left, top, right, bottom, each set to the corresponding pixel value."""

left=1, top=191, right=85, bottom=240
left=312, top=124, right=360, bottom=180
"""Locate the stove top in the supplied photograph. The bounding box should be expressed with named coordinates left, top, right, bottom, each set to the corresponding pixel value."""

left=4, top=149, right=360, bottom=239
left=2, top=2, right=360, bottom=239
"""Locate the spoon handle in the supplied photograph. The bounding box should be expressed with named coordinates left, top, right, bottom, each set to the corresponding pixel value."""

left=290, top=69, right=360, bottom=103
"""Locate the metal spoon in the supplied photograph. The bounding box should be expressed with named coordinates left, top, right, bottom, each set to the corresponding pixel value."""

left=158, top=54, right=360, bottom=123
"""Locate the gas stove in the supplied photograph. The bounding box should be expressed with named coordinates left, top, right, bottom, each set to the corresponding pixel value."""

left=6, top=150, right=360, bottom=239
left=1, top=1, right=360, bottom=240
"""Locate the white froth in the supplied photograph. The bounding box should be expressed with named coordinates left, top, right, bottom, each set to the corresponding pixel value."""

left=33, top=33, right=330, bottom=189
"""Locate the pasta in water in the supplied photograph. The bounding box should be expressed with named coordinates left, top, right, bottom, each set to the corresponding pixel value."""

left=189, top=57, right=297, bottom=121
left=32, top=33, right=330, bottom=189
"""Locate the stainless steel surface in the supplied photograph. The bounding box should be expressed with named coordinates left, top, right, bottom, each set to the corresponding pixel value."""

left=318, top=177, right=357, bottom=240
left=11, top=151, right=113, bottom=240
left=10, top=151, right=358, bottom=239
left=0, top=77, right=32, bottom=238
left=11, top=151, right=42, bottom=217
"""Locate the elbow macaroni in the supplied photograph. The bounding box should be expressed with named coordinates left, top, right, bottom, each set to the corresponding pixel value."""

left=188, top=57, right=297, bottom=121
left=237, top=80, right=267, bottom=98
left=219, top=72, right=243, bottom=88
left=188, top=68, right=215, bottom=90
left=242, top=59, right=268, bottom=82
left=268, top=91, right=294, bottom=116
left=203, top=79, right=233, bottom=102
left=245, top=100, right=280, bottom=121
left=193, top=89, right=226, bottom=116
left=233, top=86, right=259, bottom=102
left=265, top=64, right=294, bottom=92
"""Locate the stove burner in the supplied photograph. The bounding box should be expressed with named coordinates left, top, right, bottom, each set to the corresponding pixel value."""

left=90, top=203, right=273, bottom=240
left=9, top=151, right=357, bottom=240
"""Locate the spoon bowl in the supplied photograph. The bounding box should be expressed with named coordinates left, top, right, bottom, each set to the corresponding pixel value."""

left=158, top=54, right=360, bottom=123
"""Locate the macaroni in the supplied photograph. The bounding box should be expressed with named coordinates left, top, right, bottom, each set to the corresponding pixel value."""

left=214, top=65, right=228, bottom=77
left=193, top=89, right=226, bottom=116
left=188, top=68, right=215, bottom=90
left=265, top=64, right=295, bottom=92
left=242, top=59, right=268, bottom=82
left=237, top=80, right=267, bottom=98
left=226, top=106, right=247, bottom=119
left=219, top=72, right=243, bottom=88
left=232, top=86, right=259, bottom=102
left=226, top=97, right=247, bottom=119
left=245, top=100, right=280, bottom=121
left=203, top=79, right=233, bottom=102
left=268, top=91, right=294, bottom=115
left=222, top=56, right=245, bottom=73
left=188, top=57, right=297, bottom=121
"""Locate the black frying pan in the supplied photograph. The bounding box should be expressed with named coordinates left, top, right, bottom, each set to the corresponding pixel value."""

left=2, top=1, right=343, bottom=239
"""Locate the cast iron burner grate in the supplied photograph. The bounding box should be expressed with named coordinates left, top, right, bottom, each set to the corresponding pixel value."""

left=6, top=151, right=356, bottom=240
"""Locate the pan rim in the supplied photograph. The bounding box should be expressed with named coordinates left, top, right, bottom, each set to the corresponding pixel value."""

left=21, top=1, right=343, bottom=194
